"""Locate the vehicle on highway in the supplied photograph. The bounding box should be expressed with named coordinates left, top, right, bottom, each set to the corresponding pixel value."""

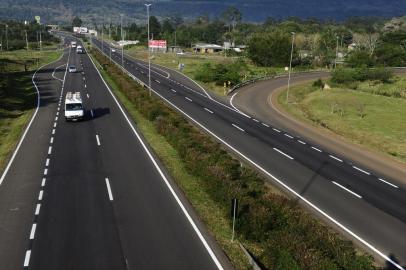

left=76, top=45, right=83, bottom=54
left=111, top=48, right=116, bottom=52
left=68, top=65, right=77, bottom=73
left=71, top=41, right=77, bottom=48
left=64, top=92, right=84, bottom=121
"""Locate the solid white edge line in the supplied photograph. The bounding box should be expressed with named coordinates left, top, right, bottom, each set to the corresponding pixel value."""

left=332, top=181, right=362, bottom=199
left=88, top=41, right=404, bottom=270
left=352, top=166, right=371, bottom=175
left=229, top=91, right=251, bottom=119
left=311, top=146, right=322, bottom=152
left=273, top=148, right=294, bottom=160
left=378, top=178, right=399, bottom=189
left=232, top=124, right=245, bottom=132
left=96, top=135, right=101, bottom=146
left=87, top=52, right=224, bottom=270
left=0, top=50, right=67, bottom=186
left=329, top=155, right=343, bottom=162
left=23, top=250, right=31, bottom=267
left=105, top=178, right=114, bottom=201
left=29, top=223, right=37, bottom=239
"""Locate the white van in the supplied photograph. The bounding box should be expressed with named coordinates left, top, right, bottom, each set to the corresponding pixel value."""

left=76, top=45, right=83, bottom=54
left=71, top=41, right=77, bottom=48
left=65, top=92, right=84, bottom=121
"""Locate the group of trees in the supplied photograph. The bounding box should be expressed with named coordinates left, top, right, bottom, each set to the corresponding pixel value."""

left=0, top=20, right=57, bottom=50
left=78, top=6, right=406, bottom=68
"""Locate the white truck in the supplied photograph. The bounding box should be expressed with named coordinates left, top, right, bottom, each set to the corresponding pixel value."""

left=71, top=41, right=77, bottom=48
left=64, top=92, right=84, bottom=121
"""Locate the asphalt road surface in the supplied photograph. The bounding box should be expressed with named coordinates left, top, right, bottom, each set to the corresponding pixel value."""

left=90, top=36, right=406, bottom=268
left=0, top=37, right=228, bottom=270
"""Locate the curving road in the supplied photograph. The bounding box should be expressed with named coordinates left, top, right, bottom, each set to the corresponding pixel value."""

left=88, top=36, right=406, bottom=268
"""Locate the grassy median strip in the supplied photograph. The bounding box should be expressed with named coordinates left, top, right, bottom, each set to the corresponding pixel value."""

left=90, top=48, right=377, bottom=270
left=278, top=80, right=406, bottom=163
left=0, top=49, right=62, bottom=174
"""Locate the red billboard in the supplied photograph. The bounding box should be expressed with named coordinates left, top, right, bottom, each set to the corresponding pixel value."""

left=149, top=40, right=167, bottom=49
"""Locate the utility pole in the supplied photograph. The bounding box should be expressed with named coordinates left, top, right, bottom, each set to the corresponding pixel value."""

left=25, top=30, right=29, bottom=50
left=145, top=3, right=152, bottom=96
left=39, top=30, right=42, bottom=51
left=286, top=32, right=295, bottom=104
left=120, top=14, right=124, bottom=72
left=334, top=35, right=339, bottom=69
left=5, top=24, right=8, bottom=51
left=109, top=17, right=111, bottom=40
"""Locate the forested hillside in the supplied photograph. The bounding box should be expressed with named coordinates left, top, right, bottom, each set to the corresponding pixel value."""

left=0, top=0, right=405, bottom=24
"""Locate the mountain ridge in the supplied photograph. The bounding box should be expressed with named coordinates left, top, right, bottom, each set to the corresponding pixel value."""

left=0, top=0, right=405, bottom=24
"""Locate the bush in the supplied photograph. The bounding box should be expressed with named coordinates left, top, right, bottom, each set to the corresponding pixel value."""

left=91, top=48, right=377, bottom=270
left=346, top=50, right=376, bottom=68
left=332, top=67, right=393, bottom=84
left=194, top=62, right=244, bottom=86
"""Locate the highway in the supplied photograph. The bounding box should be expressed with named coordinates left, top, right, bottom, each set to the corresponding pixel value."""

left=90, top=36, right=406, bottom=268
left=0, top=37, right=228, bottom=269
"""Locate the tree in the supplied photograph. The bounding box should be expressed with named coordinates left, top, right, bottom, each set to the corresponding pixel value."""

left=162, top=19, right=174, bottom=34
left=346, top=50, right=376, bottom=67
left=149, top=16, right=161, bottom=39
left=247, top=31, right=294, bottom=67
left=72, top=16, right=82, bottom=27
left=222, top=6, right=242, bottom=32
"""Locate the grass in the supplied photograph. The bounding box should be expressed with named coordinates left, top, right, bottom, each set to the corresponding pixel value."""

left=90, top=53, right=254, bottom=270
left=0, top=48, right=62, bottom=174
left=125, top=45, right=290, bottom=96
left=278, top=80, right=406, bottom=162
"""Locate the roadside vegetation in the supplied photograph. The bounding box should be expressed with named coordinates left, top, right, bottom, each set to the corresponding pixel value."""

left=278, top=69, right=406, bottom=162
left=0, top=46, right=61, bottom=173
left=91, top=47, right=377, bottom=270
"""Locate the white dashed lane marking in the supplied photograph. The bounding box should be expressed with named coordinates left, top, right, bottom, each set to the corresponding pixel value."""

left=262, top=123, right=270, bottom=127
left=204, top=108, right=214, bottom=114
left=96, top=135, right=101, bottom=146
left=298, top=140, right=306, bottom=145
left=284, top=134, right=294, bottom=139
left=352, top=166, right=371, bottom=175
left=311, top=146, right=322, bottom=153
left=378, top=178, right=399, bottom=188
left=23, top=250, right=31, bottom=267
left=29, top=224, right=37, bottom=240
left=232, top=124, right=245, bottom=132
left=329, top=155, right=343, bottom=162
left=273, top=128, right=281, bottom=133
left=35, top=204, right=41, bottom=215
left=105, top=178, right=114, bottom=201
left=185, top=97, right=193, bottom=102
left=273, top=148, right=294, bottom=160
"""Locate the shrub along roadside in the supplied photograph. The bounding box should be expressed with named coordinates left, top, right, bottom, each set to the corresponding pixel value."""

left=90, top=48, right=377, bottom=270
